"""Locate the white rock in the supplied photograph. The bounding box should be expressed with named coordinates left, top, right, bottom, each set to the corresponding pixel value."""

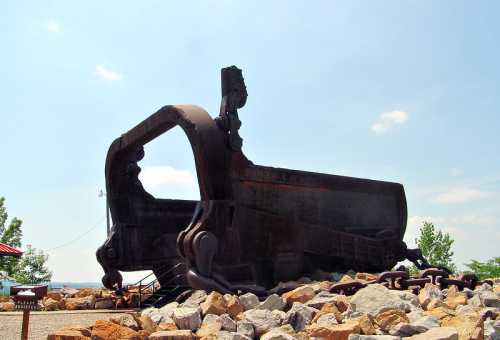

left=160, top=301, right=180, bottom=319
left=110, top=313, right=139, bottom=330
left=204, top=314, right=222, bottom=324
left=239, top=293, right=260, bottom=311
left=481, top=290, right=500, bottom=308
left=485, top=319, right=500, bottom=340
left=243, top=309, right=282, bottom=336
left=142, top=307, right=169, bottom=324
left=173, top=307, right=202, bottom=330
left=236, top=320, right=255, bottom=339
left=349, top=284, right=414, bottom=315
left=406, top=327, right=458, bottom=340
left=258, top=294, right=286, bottom=311
left=389, top=290, right=419, bottom=308
left=181, top=290, right=207, bottom=308
left=283, top=302, right=318, bottom=331
left=220, top=314, right=237, bottom=332
left=410, top=315, right=440, bottom=332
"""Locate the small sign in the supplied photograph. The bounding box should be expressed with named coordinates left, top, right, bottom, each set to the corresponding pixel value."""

left=14, top=290, right=39, bottom=311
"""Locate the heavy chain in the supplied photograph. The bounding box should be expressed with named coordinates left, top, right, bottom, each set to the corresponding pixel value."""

left=329, top=267, right=494, bottom=296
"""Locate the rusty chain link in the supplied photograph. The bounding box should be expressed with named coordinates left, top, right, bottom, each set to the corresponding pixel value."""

left=329, top=267, right=493, bottom=296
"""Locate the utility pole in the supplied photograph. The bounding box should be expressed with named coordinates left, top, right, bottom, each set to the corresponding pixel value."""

left=99, top=190, right=110, bottom=236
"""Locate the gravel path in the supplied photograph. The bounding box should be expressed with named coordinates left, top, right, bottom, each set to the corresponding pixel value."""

left=0, top=310, right=131, bottom=340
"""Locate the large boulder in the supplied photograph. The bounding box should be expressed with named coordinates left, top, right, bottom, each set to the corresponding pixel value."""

left=348, top=284, right=413, bottom=316
left=239, top=293, right=260, bottom=311
left=479, top=290, right=500, bottom=308
left=484, top=319, right=500, bottom=340
left=47, top=291, right=63, bottom=301
left=445, top=286, right=468, bottom=309
left=258, top=294, right=286, bottom=311
left=142, top=307, right=169, bottom=324
left=312, top=303, right=342, bottom=324
left=94, top=297, right=114, bottom=309
left=172, top=307, right=202, bottom=330
left=60, top=287, right=79, bottom=297
left=220, top=314, right=237, bottom=332
left=135, top=315, right=157, bottom=333
left=90, top=319, right=139, bottom=340
left=224, top=295, right=244, bottom=318
left=201, top=292, right=228, bottom=316
left=374, top=309, right=409, bottom=332
left=418, top=284, right=443, bottom=310
left=242, top=309, right=282, bottom=336
left=43, top=297, right=61, bottom=311
left=110, top=313, right=139, bottom=330
left=441, top=312, right=484, bottom=340
left=0, top=301, right=15, bottom=312
left=284, top=302, right=318, bottom=331
left=74, top=288, right=102, bottom=298
left=282, top=286, right=315, bottom=305
left=62, top=295, right=96, bottom=310
left=181, top=290, right=207, bottom=308
left=196, top=314, right=222, bottom=338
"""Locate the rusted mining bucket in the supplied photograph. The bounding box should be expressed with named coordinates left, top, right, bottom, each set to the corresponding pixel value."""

left=96, top=66, right=428, bottom=295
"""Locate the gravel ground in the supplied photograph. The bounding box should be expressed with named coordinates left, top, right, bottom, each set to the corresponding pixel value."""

left=0, top=310, right=131, bottom=340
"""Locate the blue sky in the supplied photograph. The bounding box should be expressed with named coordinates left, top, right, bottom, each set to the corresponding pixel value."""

left=1, top=1, right=499, bottom=282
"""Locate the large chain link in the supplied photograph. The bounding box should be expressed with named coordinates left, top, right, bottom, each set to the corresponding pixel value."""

left=329, top=267, right=494, bottom=296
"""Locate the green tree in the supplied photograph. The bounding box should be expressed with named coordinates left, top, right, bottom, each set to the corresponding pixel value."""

left=415, top=221, right=456, bottom=273
left=0, top=197, right=23, bottom=276
left=464, top=257, right=500, bottom=280
left=0, top=197, right=52, bottom=283
left=13, top=245, right=52, bottom=284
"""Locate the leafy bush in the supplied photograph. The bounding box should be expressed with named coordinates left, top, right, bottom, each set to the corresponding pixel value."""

left=464, top=257, right=500, bottom=280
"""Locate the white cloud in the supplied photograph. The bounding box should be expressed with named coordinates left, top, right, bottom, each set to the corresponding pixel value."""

left=371, top=110, right=408, bottom=134
left=432, top=187, right=489, bottom=204
left=46, top=20, right=61, bottom=33
left=138, top=166, right=195, bottom=186
left=94, top=65, right=123, bottom=81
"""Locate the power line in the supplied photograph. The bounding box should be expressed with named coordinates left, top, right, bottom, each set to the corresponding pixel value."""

left=44, top=216, right=106, bottom=252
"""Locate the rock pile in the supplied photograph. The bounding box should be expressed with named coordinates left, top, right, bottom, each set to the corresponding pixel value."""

left=0, top=286, right=146, bottom=312
left=44, top=273, right=500, bottom=339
